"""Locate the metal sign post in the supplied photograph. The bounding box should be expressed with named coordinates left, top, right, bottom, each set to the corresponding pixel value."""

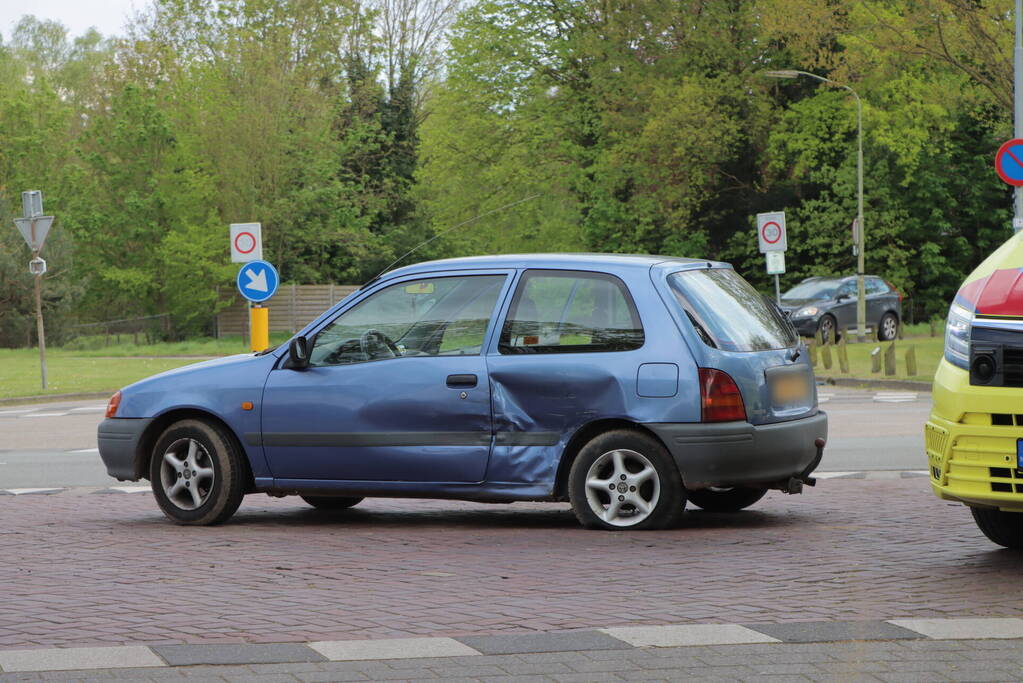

left=236, top=259, right=279, bottom=351
left=765, top=252, right=785, bottom=303
left=14, top=190, right=54, bottom=390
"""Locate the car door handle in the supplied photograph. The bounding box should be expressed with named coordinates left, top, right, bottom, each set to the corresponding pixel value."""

left=446, top=374, right=478, bottom=388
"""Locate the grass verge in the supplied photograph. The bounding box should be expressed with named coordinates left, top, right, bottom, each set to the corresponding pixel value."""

left=813, top=335, right=943, bottom=383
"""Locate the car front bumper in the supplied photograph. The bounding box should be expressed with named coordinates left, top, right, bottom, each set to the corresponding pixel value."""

left=97, top=418, right=153, bottom=481
left=645, top=411, right=827, bottom=489
left=789, top=317, right=819, bottom=336
left=927, top=359, right=1023, bottom=511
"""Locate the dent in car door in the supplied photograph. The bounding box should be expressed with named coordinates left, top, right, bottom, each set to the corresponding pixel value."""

left=484, top=270, right=648, bottom=486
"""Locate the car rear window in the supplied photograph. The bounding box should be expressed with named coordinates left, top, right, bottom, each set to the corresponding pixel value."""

left=668, top=269, right=798, bottom=352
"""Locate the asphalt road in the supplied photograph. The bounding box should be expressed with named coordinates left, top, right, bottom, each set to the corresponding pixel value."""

left=0, top=386, right=930, bottom=489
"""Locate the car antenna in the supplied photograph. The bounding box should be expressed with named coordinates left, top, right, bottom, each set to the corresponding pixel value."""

left=364, top=193, right=543, bottom=286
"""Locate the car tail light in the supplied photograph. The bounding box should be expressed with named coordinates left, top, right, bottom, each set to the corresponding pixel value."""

left=105, top=391, right=122, bottom=418
left=699, top=368, right=746, bottom=422
left=885, top=280, right=903, bottom=303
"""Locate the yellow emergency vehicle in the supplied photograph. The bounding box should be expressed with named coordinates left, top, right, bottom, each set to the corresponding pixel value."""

left=928, top=230, right=1023, bottom=547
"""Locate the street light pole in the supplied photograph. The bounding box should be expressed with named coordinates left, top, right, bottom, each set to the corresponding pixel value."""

left=764, top=69, right=867, bottom=342
left=1015, top=0, right=1023, bottom=232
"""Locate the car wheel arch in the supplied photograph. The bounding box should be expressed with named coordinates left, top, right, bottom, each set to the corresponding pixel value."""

left=134, top=409, right=255, bottom=492
left=553, top=418, right=674, bottom=500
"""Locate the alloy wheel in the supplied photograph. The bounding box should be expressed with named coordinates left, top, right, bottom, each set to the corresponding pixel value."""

left=583, top=449, right=660, bottom=527
left=159, top=438, right=216, bottom=510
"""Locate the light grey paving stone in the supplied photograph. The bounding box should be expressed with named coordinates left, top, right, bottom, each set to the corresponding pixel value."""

left=308, top=638, right=480, bottom=662
left=888, top=618, right=1023, bottom=640
left=152, top=644, right=325, bottom=667
left=602, top=624, right=780, bottom=648
left=750, top=621, right=923, bottom=644
left=0, top=647, right=164, bottom=673
left=457, top=631, right=632, bottom=655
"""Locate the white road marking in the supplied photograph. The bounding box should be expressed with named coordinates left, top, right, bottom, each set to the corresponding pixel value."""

left=818, top=392, right=834, bottom=404
left=20, top=412, right=68, bottom=418
left=69, top=448, right=100, bottom=454
left=889, top=618, right=1023, bottom=640
left=873, top=392, right=918, bottom=403
left=0, top=645, right=163, bottom=672
left=602, top=624, right=779, bottom=647
left=109, top=486, right=149, bottom=493
left=310, top=637, right=481, bottom=661
left=4, top=488, right=65, bottom=495
left=68, top=406, right=107, bottom=413
left=814, top=472, right=862, bottom=479
left=0, top=408, right=34, bottom=416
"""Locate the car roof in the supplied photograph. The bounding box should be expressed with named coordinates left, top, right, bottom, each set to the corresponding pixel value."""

left=802, top=275, right=884, bottom=283
left=380, top=253, right=724, bottom=282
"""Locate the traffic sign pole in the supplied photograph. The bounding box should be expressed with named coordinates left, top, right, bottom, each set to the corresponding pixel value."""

left=250, top=304, right=269, bottom=352
left=1016, top=0, right=1023, bottom=232
left=13, top=192, right=52, bottom=390
left=235, top=259, right=278, bottom=352
left=33, top=249, right=47, bottom=389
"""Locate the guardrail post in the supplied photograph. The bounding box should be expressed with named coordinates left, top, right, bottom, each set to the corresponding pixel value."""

left=821, top=341, right=832, bottom=370
left=837, top=335, right=849, bottom=374
left=871, top=346, right=881, bottom=373
left=884, top=342, right=897, bottom=376
left=905, top=344, right=918, bottom=377
left=808, top=341, right=818, bottom=367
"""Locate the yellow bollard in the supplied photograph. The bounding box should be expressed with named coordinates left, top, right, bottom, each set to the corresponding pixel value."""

left=250, top=304, right=269, bottom=352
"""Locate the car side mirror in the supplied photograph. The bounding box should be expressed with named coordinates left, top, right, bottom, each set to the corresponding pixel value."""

left=287, top=336, right=310, bottom=370
left=836, top=293, right=850, bottom=302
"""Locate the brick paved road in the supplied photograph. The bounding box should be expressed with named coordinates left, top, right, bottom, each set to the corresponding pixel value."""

left=1, top=479, right=1020, bottom=651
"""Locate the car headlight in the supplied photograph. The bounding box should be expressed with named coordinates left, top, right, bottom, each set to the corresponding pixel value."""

left=944, top=302, right=972, bottom=370
left=795, top=306, right=819, bottom=318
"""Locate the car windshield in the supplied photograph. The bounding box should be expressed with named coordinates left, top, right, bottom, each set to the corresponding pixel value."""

left=781, top=279, right=841, bottom=301
left=667, top=268, right=798, bottom=352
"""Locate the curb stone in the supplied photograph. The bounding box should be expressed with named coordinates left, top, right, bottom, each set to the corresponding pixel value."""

left=1, top=618, right=1021, bottom=673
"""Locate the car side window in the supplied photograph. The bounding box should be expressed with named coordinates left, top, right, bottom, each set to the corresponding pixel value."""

left=866, top=278, right=888, bottom=296
left=309, top=274, right=506, bottom=366
left=498, top=270, right=644, bottom=354
left=837, top=282, right=856, bottom=298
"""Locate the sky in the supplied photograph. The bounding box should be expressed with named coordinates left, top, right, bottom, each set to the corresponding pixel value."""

left=1, top=0, right=141, bottom=40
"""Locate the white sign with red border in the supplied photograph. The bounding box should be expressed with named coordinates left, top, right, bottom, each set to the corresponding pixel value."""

left=756, top=211, right=787, bottom=253
left=230, top=223, right=263, bottom=263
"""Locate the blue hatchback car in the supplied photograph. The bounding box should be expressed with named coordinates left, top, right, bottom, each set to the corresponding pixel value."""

left=98, top=254, right=827, bottom=530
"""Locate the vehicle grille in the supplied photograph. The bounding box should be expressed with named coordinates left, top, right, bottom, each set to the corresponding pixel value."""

left=925, top=424, right=948, bottom=456
left=944, top=432, right=1023, bottom=498
left=1004, top=347, right=1023, bottom=387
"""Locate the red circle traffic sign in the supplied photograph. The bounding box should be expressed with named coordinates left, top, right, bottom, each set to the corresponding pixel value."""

left=996, top=138, right=1023, bottom=187
left=234, top=231, right=256, bottom=254
left=761, top=221, right=782, bottom=244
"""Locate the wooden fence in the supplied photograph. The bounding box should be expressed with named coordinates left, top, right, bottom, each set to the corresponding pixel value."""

left=216, top=284, right=360, bottom=338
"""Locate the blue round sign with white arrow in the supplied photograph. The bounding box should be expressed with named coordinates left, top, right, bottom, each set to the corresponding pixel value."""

left=236, top=259, right=279, bottom=303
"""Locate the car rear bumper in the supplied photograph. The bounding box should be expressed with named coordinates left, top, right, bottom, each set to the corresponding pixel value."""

left=97, top=418, right=152, bottom=481
left=645, top=411, right=827, bottom=489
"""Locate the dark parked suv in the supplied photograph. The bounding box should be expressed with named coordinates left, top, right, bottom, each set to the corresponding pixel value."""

left=780, top=276, right=902, bottom=342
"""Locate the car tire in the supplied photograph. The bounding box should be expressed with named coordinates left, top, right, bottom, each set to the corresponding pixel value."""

left=818, top=314, right=838, bottom=344
left=878, top=312, right=899, bottom=341
left=970, top=507, right=1023, bottom=549
left=687, top=486, right=767, bottom=512
left=301, top=495, right=364, bottom=510
left=568, top=429, right=684, bottom=531
left=149, top=419, right=246, bottom=526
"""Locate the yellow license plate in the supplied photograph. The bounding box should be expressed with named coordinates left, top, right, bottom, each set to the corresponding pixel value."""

left=771, top=372, right=810, bottom=405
